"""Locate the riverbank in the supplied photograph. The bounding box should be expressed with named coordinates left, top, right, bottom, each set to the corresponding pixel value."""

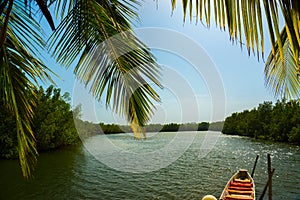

left=222, top=100, right=300, bottom=145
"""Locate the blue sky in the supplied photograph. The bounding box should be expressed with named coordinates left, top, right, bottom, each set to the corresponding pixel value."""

left=44, top=1, right=277, bottom=124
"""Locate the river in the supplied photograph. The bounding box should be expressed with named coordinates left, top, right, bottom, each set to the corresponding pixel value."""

left=0, top=131, right=299, bottom=199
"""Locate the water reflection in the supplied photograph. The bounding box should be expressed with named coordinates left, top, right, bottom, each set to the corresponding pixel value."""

left=0, top=145, right=82, bottom=199
left=0, top=132, right=299, bottom=200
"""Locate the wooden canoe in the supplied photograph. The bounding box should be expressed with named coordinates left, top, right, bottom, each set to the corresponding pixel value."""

left=219, top=169, right=255, bottom=200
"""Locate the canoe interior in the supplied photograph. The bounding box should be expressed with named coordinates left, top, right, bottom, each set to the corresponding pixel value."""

left=219, top=169, right=255, bottom=200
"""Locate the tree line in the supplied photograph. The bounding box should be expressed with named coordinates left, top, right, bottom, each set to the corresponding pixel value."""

left=4, top=86, right=298, bottom=161
left=0, top=84, right=224, bottom=159
left=75, top=121, right=223, bottom=137
left=0, top=86, right=80, bottom=159
left=222, top=100, right=300, bottom=144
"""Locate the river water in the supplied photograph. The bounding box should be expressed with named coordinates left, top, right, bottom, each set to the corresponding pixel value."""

left=0, top=131, right=299, bottom=200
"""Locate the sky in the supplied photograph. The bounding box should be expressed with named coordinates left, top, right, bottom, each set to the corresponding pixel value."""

left=43, top=0, right=277, bottom=124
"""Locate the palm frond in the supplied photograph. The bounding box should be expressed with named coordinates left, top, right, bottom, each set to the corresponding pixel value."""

left=0, top=0, right=9, bottom=16
left=0, top=0, right=55, bottom=47
left=0, top=0, right=13, bottom=48
left=0, top=3, right=53, bottom=178
left=35, top=0, right=55, bottom=30
left=172, top=0, right=265, bottom=57
left=171, top=0, right=300, bottom=99
left=50, top=0, right=161, bottom=138
left=265, top=29, right=300, bottom=99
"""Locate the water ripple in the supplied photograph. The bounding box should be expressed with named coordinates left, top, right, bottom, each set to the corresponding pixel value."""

left=0, top=132, right=299, bottom=199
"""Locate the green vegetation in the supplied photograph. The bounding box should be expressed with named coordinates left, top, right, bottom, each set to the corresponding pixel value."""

left=160, top=123, right=180, bottom=132
left=99, top=123, right=127, bottom=134
left=33, top=86, right=80, bottom=150
left=198, top=122, right=210, bottom=131
left=222, top=100, right=300, bottom=144
left=208, top=121, right=224, bottom=131
left=0, top=86, right=80, bottom=159
left=73, top=120, right=100, bottom=139
left=1, top=0, right=299, bottom=177
left=74, top=121, right=130, bottom=138
left=75, top=121, right=217, bottom=136
left=158, top=122, right=214, bottom=132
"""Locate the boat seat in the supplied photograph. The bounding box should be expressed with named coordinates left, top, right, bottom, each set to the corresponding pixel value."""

left=225, top=194, right=254, bottom=200
left=227, top=189, right=253, bottom=195
left=234, top=178, right=251, bottom=183
left=230, top=181, right=253, bottom=187
left=228, top=186, right=253, bottom=191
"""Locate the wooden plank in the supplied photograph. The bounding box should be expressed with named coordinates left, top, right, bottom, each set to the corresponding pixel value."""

left=227, top=189, right=253, bottom=195
left=225, top=194, right=254, bottom=200
left=228, top=186, right=253, bottom=191
left=234, top=178, right=251, bottom=183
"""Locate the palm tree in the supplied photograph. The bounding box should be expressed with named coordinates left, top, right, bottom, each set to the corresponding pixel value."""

left=0, top=0, right=299, bottom=178
left=0, top=0, right=161, bottom=178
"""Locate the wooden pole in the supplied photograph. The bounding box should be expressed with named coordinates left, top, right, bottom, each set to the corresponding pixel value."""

left=268, top=154, right=272, bottom=200
left=251, top=154, right=259, bottom=178
left=259, top=168, right=275, bottom=200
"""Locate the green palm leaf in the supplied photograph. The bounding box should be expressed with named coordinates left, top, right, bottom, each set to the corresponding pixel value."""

left=171, top=0, right=300, bottom=99
left=265, top=29, right=300, bottom=99
left=0, top=2, right=53, bottom=178
left=50, top=0, right=161, bottom=138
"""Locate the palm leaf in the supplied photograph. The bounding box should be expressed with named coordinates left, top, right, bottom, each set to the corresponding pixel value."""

left=0, top=0, right=55, bottom=47
left=0, top=2, right=53, bottom=178
left=49, top=0, right=161, bottom=138
left=171, top=0, right=300, bottom=99
left=0, top=0, right=9, bottom=16
left=35, top=0, right=55, bottom=30
left=0, top=0, right=13, bottom=48
left=265, top=29, right=300, bottom=99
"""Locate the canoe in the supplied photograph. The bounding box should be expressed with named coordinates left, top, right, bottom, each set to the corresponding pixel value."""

left=219, top=169, right=255, bottom=200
